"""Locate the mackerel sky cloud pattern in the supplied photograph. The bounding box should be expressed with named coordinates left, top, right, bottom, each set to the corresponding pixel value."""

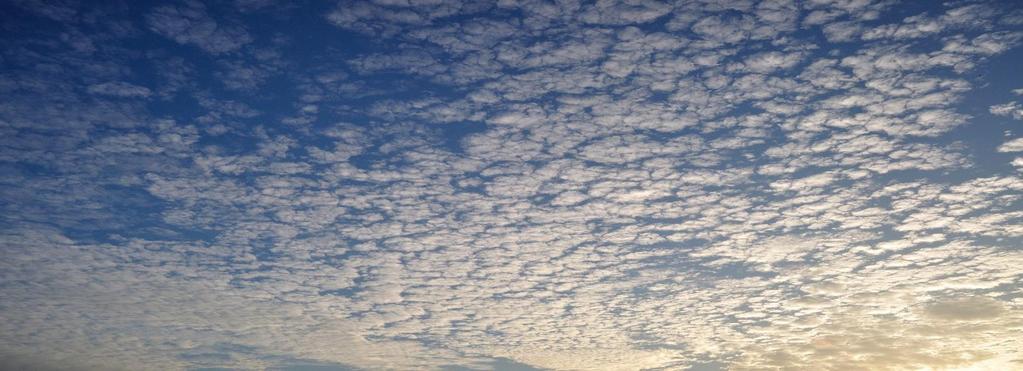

left=2, top=0, right=1023, bottom=370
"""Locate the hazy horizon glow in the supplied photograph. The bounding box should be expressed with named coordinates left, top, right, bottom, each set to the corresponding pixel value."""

left=2, top=0, right=1023, bottom=370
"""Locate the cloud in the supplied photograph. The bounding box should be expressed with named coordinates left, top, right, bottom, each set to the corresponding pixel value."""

left=146, top=1, right=252, bottom=54
left=578, top=0, right=673, bottom=26
left=991, top=101, right=1023, bottom=121
left=861, top=4, right=998, bottom=41
left=923, top=296, right=1006, bottom=321
left=325, top=0, right=490, bottom=37
left=2, top=0, right=1023, bottom=370
left=86, top=82, right=152, bottom=98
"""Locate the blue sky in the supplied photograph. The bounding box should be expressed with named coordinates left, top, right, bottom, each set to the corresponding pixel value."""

left=2, top=0, right=1023, bottom=370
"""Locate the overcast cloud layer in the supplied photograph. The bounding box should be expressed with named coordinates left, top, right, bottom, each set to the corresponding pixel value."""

left=2, top=0, right=1023, bottom=370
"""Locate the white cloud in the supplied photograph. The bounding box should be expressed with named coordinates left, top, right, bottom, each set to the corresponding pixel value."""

left=998, top=138, right=1023, bottom=152
left=991, top=101, right=1023, bottom=120
left=3, top=0, right=1023, bottom=370
left=147, top=1, right=252, bottom=54
left=87, top=82, right=152, bottom=98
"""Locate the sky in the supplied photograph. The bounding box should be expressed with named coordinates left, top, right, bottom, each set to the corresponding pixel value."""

left=1, top=0, right=1023, bottom=370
